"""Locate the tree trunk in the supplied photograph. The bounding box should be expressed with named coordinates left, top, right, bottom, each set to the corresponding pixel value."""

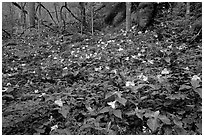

left=79, top=2, right=86, bottom=34
left=126, top=2, right=131, bottom=32
left=38, top=2, right=42, bottom=38
left=9, top=2, right=15, bottom=35
left=28, top=2, right=35, bottom=28
left=91, top=3, right=94, bottom=35
left=20, top=2, right=26, bottom=29
left=186, top=2, right=190, bottom=19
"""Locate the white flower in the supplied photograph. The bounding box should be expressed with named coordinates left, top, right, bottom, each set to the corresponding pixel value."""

left=39, top=93, right=46, bottom=97
left=138, top=53, right=142, bottom=57
left=107, top=100, right=116, bottom=109
left=138, top=73, right=148, bottom=81
left=143, top=76, right=148, bottom=81
left=126, top=81, right=135, bottom=87
left=51, top=125, right=58, bottom=131
left=34, top=90, right=39, bottom=93
left=95, top=66, right=102, bottom=71
left=184, top=67, right=189, bottom=70
left=138, top=31, right=142, bottom=34
left=191, top=75, right=200, bottom=81
left=118, top=48, right=123, bottom=51
left=105, top=66, right=110, bottom=70
left=168, top=45, right=172, bottom=48
left=161, top=68, right=169, bottom=74
left=132, top=55, right=137, bottom=59
left=125, top=57, right=129, bottom=61
left=54, top=99, right=63, bottom=107
left=148, top=60, right=154, bottom=64
left=141, top=49, right=145, bottom=53
left=111, top=69, right=117, bottom=74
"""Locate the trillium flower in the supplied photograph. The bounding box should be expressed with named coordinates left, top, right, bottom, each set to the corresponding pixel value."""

left=54, top=99, right=63, bottom=107
left=141, top=49, right=145, bottom=53
left=107, top=100, right=116, bottom=109
left=161, top=68, right=169, bottom=74
left=148, top=60, right=154, bottom=64
left=105, top=66, right=110, bottom=70
left=51, top=125, right=58, bottom=131
left=132, top=55, right=137, bottom=59
left=138, top=73, right=148, bottom=81
left=111, top=69, right=117, bottom=74
left=184, top=67, right=189, bottom=70
left=192, top=75, right=201, bottom=81
left=138, top=53, right=142, bottom=57
left=138, top=31, right=142, bottom=34
left=118, top=48, right=123, bottom=51
left=125, top=57, right=129, bottom=61
left=143, top=76, right=148, bottom=81
left=95, top=66, right=102, bottom=71
left=34, top=90, right=39, bottom=94
left=168, top=45, right=173, bottom=48
left=126, top=81, right=135, bottom=87
left=39, top=93, right=46, bottom=97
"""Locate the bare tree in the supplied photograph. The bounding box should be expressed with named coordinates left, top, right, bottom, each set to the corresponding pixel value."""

left=9, top=2, right=15, bottom=35
left=186, top=2, right=190, bottom=19
left=126, top=2, right=131, bottom=32
left=28, top=2, right=35, bottom=28
left=79, top=2, right=86, bottom=34
left=91, top=3, right=94, bottom=35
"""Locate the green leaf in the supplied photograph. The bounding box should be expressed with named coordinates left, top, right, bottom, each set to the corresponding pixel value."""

left=147, top=117, right=160, bottom=132
left=116, top=97, right=127, bottom=106
left=132, top=84, right=155, bottom=94
left=99, top=107, right=110, bottom=113
left=105, top=92, right=113, bottom=99
left=174, top=126, right=187, bottom=135
left=164, top=57, right=170, bottom=63
left=173, top=119, right=183, bottom=128
left=193, top=88, right=202, bottom=98
left=113, top=109, right=122, bottom=119
left=4, top=87, right=14, bottom=93
left=158, top=115, right=171, bottom=125
left=179, top=84, right=191, bottom=90
left=135, top=108, right=145, bottom=119
left=59, top=105, right=70, bottom=118
left=166, top=94, right=187, bottom=100
left=125, top=111, right=135, bottom=116
left=195, top=121, right=202, bottom=134
left=191, top=79, right=200, bottom=88
left=56, top=129, right=71, bottom=135
left=2, top=94, right=14, bottom=101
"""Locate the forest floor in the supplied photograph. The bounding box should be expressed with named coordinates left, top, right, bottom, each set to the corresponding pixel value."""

left=2, top=28, right=202, bottom=135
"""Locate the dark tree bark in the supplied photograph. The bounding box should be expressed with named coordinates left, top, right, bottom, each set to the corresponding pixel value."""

left=21, top=2, right=27, bottom=29
left=79, top=2, right=86, bottom=33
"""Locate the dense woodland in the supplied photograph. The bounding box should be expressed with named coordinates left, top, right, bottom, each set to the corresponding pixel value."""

left=2, top=2, right=202, bottom=135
